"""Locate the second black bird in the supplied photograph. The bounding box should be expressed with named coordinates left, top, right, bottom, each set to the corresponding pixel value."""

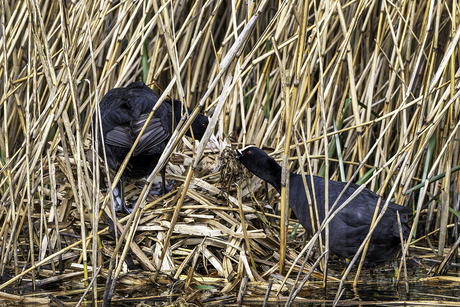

left=236, top=146, right=412, bottom=267
left=94, top=81, right=211, bottom=213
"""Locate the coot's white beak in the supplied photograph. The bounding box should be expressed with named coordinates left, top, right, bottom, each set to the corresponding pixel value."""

left=207, top=133, right=220, bottom=152
left=234, top=147, right=242, bottom=158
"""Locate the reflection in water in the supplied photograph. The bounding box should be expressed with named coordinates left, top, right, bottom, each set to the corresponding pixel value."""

left=294, top=256, right=460, bottom=306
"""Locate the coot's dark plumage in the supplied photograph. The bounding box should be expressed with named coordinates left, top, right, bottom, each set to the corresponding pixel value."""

left=236, top=146, right=412, bottom=267
left=95, top=81, right=210, bottom=213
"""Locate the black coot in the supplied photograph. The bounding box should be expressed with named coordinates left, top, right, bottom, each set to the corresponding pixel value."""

left=95, top=81, right=210, bottom=213
left=236, top=146, right=412, bottom=267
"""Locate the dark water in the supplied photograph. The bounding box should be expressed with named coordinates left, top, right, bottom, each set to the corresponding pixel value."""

left=106, top=257, right=460, bottom=306
left=2, top=257, right=460, bottom=306
left=291, top=257, right=460, bottom=306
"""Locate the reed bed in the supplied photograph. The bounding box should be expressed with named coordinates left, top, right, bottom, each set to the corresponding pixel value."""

left=1, top=0, right=460, bottom=305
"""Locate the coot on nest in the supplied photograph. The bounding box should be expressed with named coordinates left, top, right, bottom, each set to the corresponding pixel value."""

left=94, top=81, right=214, bottom=213
left=236, top=146, right=411, bottom=267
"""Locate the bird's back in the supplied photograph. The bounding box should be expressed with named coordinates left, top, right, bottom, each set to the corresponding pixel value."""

left=94, top=82, right=173, bottom=174
left=288, top=174, right=411, bottom=266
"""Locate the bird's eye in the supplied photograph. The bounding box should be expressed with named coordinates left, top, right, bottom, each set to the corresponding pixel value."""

left=202, top=124, right=206, bottom=127
left=248, top=150, right=251, bottom=155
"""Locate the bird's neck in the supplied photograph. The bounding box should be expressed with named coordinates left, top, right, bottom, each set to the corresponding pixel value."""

left=172, top=100, right=196, bottom=138
left=261, top=162, right=283, bottom=193
left=172, top=100, right=186, bottom=124
left=264, top=165, right=309, bottom=195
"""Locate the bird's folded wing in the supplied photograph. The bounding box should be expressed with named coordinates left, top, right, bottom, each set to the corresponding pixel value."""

left=337, top=205, right=373, bottom=228
left=105, top=126, right=135, bottom=148
left=131, top=115, right=169, bottom=155
left=105, top=115, right=170, bottom=155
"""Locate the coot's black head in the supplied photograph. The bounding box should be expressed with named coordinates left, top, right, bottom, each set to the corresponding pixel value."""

left=236, top=146, right=282, bottom=192
left=189, top=113, right=209, bottom=139
left=236, top=146, right=268, bottom=163
left=171, top=99, right=209, bottom=140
